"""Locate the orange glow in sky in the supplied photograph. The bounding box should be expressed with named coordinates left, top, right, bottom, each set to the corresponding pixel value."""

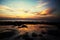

left=0, top=5, right=54, bottom=19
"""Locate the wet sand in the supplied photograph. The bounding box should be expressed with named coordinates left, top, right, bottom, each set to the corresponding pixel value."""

left=0, top=24, right=59, bottom=40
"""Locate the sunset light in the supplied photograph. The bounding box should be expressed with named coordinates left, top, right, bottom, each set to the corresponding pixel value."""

left=0, top=0, right=58, bottom=19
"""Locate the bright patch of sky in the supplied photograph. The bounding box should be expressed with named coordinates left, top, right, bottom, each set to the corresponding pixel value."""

left=0, top=0, right=48, bottom=12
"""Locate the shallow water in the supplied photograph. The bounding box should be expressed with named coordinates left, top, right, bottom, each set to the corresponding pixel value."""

left=0, top=24, right=59, bottom=40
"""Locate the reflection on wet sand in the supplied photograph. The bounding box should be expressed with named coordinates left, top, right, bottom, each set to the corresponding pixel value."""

left=0, top=24, right=59, bottom=40
left=0, top=24, right=57, bottom=35
left=17, top=24, right=57, bottom=35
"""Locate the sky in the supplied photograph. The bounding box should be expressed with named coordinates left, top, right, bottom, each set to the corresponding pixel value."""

left=0, top=0, right=60, bottom=19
